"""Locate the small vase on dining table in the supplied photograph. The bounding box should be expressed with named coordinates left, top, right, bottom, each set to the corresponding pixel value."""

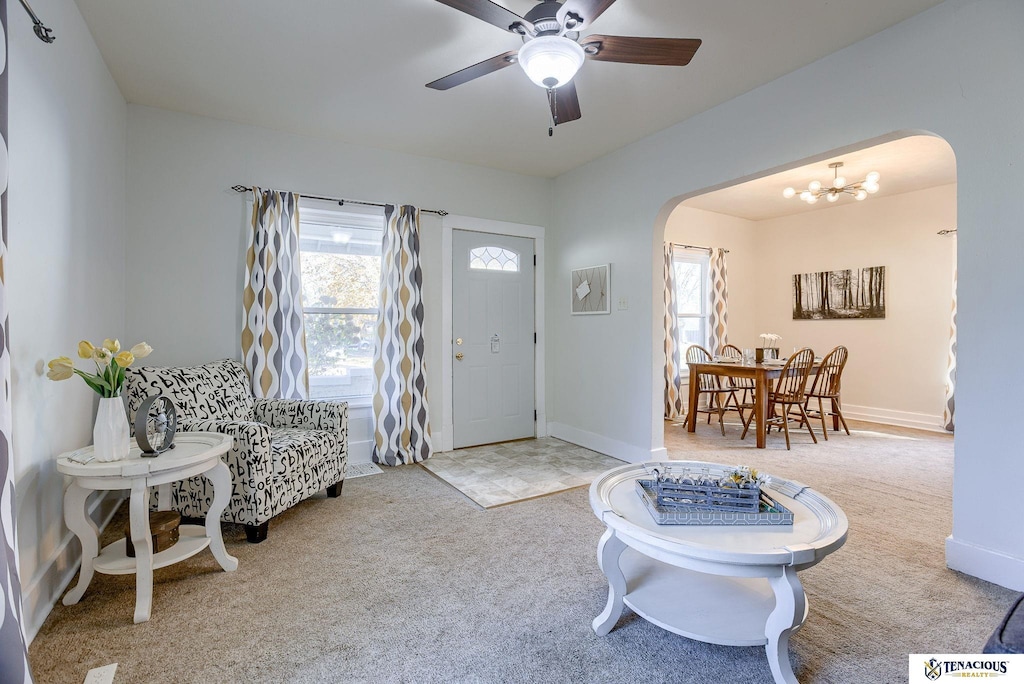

left=93, top=395, right=130, bottom=462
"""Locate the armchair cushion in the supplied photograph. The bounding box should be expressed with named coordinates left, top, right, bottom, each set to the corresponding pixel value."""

left=255, top=398, right=347, bottom=431
left=127, top=359, right=254, bottom=423
left=269, top=427, right=346, bottom=511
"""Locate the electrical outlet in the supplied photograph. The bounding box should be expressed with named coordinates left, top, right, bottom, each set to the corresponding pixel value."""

left=617, top=297, right=628, bottom=310
left=85, top=664, right=118, bottom=684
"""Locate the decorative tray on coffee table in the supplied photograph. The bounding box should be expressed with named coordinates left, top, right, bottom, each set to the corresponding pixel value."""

left=635, top=466, right=793, bottom=526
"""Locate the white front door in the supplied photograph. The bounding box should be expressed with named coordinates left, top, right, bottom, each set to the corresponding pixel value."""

left=452, top=230, right=536, bottom=449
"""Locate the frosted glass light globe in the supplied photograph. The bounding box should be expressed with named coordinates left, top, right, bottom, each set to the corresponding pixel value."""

left=808, top=180, right=822, bottom=192
left=833, top=176, right=846, bottom=189
left=806, top=195, right=819, bottom=204
left=783, top=187, right=796, bottom=199
left=855, top=189, right=868, bottom=200
left=826, top=192, right=839, bottom=202
left=864, top=181, right=880, bottom=194
left=866, top=171, right=881, bottom=183
left=518, top=36, right=585, bottom=89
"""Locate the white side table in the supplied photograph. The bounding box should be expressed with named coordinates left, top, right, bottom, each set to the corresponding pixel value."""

left=57, top=432, right=238, bottom=623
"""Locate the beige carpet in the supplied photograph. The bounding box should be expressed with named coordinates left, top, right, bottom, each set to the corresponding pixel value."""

left=28, top=420, right=1017, bottom=683
left=420, top=437, right=625, bottom=508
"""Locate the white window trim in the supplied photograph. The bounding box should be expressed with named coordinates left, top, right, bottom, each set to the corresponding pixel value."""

left=673, top=249, right=710, bottom=380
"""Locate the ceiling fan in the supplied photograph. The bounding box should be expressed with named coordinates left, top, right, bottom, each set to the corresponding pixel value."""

left=426, top=0, right=702, bottom=132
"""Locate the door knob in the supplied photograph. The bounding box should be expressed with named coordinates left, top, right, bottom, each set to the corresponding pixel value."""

left=455, top=352, right=464, bottom=361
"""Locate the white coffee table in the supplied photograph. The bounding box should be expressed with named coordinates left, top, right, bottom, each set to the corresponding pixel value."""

left=590, top=461, right=848, bottom=684
left=57, top=432, right=238, bottom=623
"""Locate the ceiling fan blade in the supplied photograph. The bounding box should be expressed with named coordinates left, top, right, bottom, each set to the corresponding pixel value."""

left=548, top=81, right=582, bottom=126
left=582, top=35, right=702, bottom=66
left=557, top=0, right=618, bottom=31
left=426, top=50, right=519, bottom=90
left=434, top=0, right=533, bottom=34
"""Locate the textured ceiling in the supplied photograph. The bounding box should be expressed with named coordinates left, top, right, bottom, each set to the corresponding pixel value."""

left=74, top=0, right=945, bottom=177
left=683, top=135, right=957, bottom=222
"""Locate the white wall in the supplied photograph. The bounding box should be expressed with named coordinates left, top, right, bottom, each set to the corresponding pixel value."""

left=8, top=0, right=127, bottom=639
left=755, top=184, right=956, bottom=428
left=548, top=0, right=1024, bottom=589
left=124, top=106, right=552, bottom=462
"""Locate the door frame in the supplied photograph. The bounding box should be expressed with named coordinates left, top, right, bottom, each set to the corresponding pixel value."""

left=441, top=215, right=546, bottom=452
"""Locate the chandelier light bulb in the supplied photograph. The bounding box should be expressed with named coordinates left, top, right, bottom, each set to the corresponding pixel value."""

left=826, top=192, right=839, bottom=202
left=782, top=187, right=796, bottom=199
left=808, top=180, right=822, bottom=192
left=806, top=195, right=819, bottom=204
left=866, top=171, right=881, bottom=183
left=518, top=36, right=585, bottom=89
left=800, top=191, right=811, bottom=201
left=855, top=189, right=868, bottom=200
left=833, top=176, right=846, bottom=189
left=864, top=181, right=880, bottom=194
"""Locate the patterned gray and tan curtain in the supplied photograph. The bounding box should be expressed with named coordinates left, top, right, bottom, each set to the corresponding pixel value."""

left=242, top=188, right=309, bottom=400
left=943, top=248, right=957, bottom=432
left=708, top=248, right=729, bottom=355
left=663, top=244, right=683, bottom=419
left=0, top=2, right=33, bottom=679
left=372, top=205, right=432, bottom=466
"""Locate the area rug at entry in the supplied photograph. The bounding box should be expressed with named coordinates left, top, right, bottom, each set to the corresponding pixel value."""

left=420, top=437, right=624, bottom=508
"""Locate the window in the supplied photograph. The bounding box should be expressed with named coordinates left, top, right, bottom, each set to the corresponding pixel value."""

left=673, top=250, right=710, bottom=363
left=469, top=246, right=520, bottom=272
left=299, top=201, right=384, bottom=402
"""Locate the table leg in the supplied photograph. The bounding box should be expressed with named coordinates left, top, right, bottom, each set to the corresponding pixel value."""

left=61, top=483, right=98, bottom=606
left=205, top=460, right=238, bottom=572
left=765, top=565, right=806, bottom=684
left=129, top=479, right=153, bottom=624
left=686, top=373, right=699, bottom=433
left=592, top=528, right=628, bottom=636
left=755, top=372, right=769, bottom=448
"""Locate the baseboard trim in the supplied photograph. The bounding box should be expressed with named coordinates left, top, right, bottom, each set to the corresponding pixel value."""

left=547, top=422, right=655, bottom=463
left=348, top=438, right=374, bottom=465
left=946, top=536, right=1024, bottom=592
left=24, top=490, right=124, bottom=644
left=842, top=404, right=947, bottom=433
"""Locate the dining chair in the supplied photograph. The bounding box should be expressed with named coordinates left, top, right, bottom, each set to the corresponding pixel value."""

left=721, top=343, right=754, bottom=423
left=741, top=347, right=818, bottom=449
left=685, top=344, right=739, bottom=436
left=801, top=345, right=851, bottom=439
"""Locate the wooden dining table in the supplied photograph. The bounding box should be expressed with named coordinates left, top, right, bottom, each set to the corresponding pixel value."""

left=685, top=359, right=820, bottom=448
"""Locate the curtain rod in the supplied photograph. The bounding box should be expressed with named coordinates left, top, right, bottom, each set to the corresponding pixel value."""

left=18, top=0, right=55, bottom=43
left=231, top=185, right=448, bottom=217
left=937, top=228, right=957, bottom=235
left=673, top=242, right=730, bottom=254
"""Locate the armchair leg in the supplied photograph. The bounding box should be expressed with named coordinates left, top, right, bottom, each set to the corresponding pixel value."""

left=326, top=480, right=344, bottom=498
left=245, top=521, right=270, bottom=544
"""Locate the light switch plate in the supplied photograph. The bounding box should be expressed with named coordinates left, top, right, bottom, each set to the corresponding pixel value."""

left=85, top=664, right=118, bottom=684
left=617, top=297, right=628, bottom=310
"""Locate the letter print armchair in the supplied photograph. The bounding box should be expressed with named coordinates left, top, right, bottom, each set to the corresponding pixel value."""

left=126, top=359, right=347, bottom=542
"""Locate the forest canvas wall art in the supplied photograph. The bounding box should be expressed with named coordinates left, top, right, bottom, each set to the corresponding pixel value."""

left=793, top=266, right=886, bottom=320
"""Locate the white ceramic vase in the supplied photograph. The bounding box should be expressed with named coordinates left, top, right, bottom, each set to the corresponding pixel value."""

left=93, top=396, right=130, bottom=462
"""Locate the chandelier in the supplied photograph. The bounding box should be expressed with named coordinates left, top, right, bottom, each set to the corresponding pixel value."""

left=783, top=162, right=881, bottom=204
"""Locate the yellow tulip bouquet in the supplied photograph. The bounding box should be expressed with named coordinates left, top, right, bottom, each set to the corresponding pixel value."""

left=47, top=339, right=153, bottom=398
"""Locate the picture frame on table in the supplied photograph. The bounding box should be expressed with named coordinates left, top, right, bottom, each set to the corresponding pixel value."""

left=571, top=264, right=610, bottom=315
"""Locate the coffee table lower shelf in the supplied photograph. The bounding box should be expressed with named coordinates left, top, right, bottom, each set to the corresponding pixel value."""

left=619, top=548, right=808, bottom=647
left=93, top=525, right=212, bottom=575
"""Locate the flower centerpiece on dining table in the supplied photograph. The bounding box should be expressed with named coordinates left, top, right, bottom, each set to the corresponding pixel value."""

left=757, top=333, right=781, bottom=362
left=47, top=339, right=153, bottom=462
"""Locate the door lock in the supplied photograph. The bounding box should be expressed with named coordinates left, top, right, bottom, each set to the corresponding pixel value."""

left=456, top=337, right=463, bottom=346
left=455, top=352, right=464, bottom=361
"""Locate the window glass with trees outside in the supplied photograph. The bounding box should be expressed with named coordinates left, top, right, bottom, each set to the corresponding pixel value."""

left=299, top=200, right=384, bottom=401
left=673, top=250, right=709, bottom=368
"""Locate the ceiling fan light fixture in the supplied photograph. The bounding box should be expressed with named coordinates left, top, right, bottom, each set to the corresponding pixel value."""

left=518, top=36, right=585, bottom=89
